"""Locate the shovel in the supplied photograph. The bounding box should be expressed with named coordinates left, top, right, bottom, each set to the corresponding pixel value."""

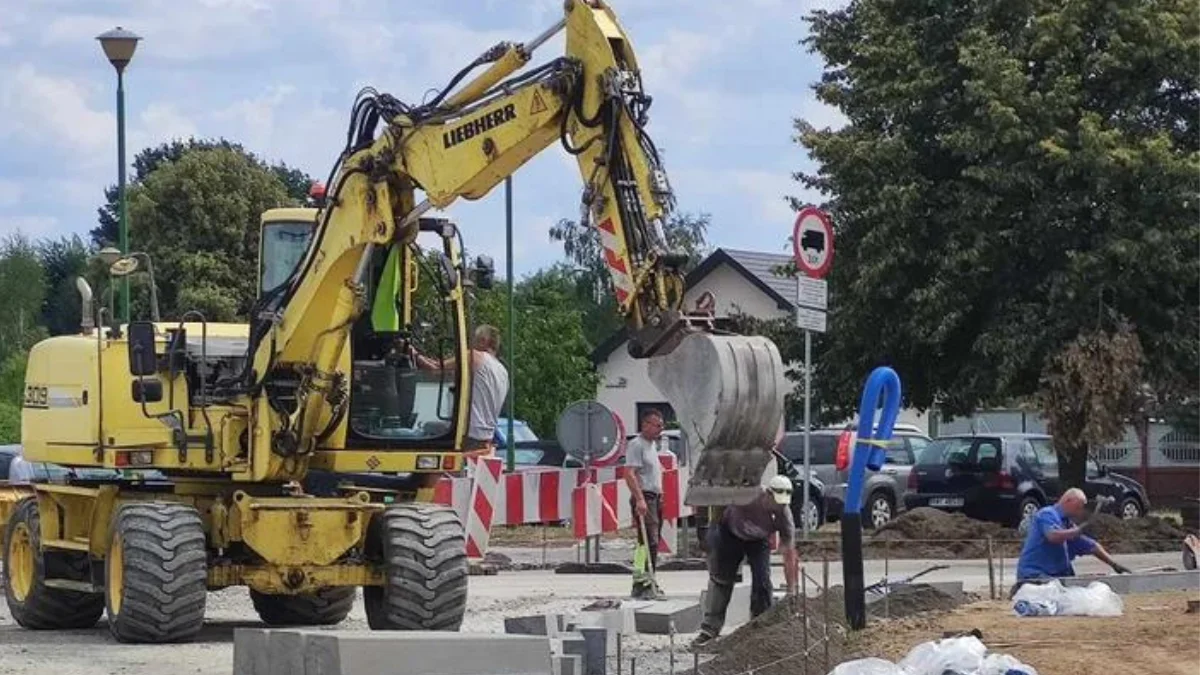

left=636, top=513, right=664, bottom=599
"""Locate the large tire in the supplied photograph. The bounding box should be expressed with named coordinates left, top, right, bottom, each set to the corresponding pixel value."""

left=1016, top=495, right=1042, bottom=532
left=250, top=587, right=356, bottom=626
left=364, top=503, right=468, bottom=631
left=3, top=498, right=104, bottom=629
left=105, top=502, right=208, bottom=643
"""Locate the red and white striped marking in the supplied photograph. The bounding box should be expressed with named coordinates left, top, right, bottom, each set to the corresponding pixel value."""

left=596, top=217, right=635, bottom=308
left=432, top=456, right=503, bottom=560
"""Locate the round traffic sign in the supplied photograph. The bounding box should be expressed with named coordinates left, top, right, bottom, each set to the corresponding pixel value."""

left=792, top=206, right=834, bottom=279
left=555, top=400, right=624, bottom=466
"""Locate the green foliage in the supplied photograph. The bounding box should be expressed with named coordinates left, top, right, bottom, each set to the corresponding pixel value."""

left=0, top=235, right=50, bottom=359
left=1040, top=323, right=1146, bottom=487
left=549, top=212, right=713, bottom=347
left=93, top=137, right=314, bottom=247
left=796, top=0, right=1200, bottom=428
left=0, top=403, right=19, bottom=445
left=36, top=235, right=95, bottom=336
left=123, top=146, right=304, bottom=322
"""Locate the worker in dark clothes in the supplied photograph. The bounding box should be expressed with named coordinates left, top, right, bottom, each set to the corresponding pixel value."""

left=691, top=475, right=800, bottom=649
left=1011, top=488, right=1130, bottom=598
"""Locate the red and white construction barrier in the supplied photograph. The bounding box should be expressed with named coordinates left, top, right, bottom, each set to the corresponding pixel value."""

left=432, top=452, right=692, bottom=556
left=432, top=456, right=503, bottom=560
left=569, top=453, right=687, bottom=553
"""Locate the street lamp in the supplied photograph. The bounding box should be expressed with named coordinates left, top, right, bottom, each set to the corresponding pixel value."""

left=97, top=26, right=141, bottom=325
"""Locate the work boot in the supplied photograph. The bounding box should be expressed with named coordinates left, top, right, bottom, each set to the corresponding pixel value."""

left=689, top=629, right=717, bottom=651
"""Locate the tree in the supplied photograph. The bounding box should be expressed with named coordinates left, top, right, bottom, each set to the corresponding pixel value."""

left=121, top=145, right=307, bottom=321
left=549, top=212, right=713, bottom=347
left=37, top=235, right=94, bottom=336
left=93, top=137, right=315, bottom=248
left=1040, top=322, right=1146, bottom=487
left=0, top=235, right=49, bottom=360
left=796, top=0, right=1199, bottom=465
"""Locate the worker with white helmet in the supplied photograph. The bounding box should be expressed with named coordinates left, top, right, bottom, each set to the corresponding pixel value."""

left=692, top=473, right=800, bottom=649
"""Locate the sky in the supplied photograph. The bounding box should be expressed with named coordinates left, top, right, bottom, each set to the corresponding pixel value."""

left=0, top=0, right=847, bottom=278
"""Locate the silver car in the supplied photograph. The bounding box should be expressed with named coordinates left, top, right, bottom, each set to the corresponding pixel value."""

left=778, top=423, right=933, bottom=529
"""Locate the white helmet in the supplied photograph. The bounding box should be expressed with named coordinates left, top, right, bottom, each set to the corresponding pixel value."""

left=767, top=474, right=793, bottom=505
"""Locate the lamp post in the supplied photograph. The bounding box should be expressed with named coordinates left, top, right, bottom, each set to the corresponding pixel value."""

left=97, top=26, right=141, bottom=325
left=504, top=176, right=515, bottom=474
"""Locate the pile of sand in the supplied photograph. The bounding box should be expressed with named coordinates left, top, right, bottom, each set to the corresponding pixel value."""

left=694, top=584, right=962, bottom=675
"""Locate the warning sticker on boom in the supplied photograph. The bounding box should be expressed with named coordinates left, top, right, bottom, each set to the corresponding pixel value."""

left=530, top=90, right=548, bottom=115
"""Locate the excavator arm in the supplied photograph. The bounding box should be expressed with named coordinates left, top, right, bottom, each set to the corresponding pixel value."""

left=242, top=0, right=787, bottom=505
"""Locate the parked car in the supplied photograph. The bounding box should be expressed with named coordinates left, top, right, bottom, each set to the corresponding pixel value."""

left=778, top=423, right=933, bottom=529
left=0, top=445, right=162, bottom=484
left=904, top=433, right=1150, bottom=529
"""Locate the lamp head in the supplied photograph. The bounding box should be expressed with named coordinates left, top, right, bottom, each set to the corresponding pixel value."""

left=97, top=27, right=141, bottom=73
left=96, top=246, right=123, bottom=267
left=108, top=257, right=140, bottom=278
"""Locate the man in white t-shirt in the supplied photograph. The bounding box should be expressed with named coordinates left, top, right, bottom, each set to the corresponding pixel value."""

left=624, top=409, right=665, bottom=599
left=412, top=324, right=510, bottom=459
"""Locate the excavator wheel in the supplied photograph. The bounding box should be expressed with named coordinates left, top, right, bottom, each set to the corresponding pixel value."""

left=3, top=497, right=104, bottom=629
left=250, top=587, right=356, bottom=626
left=363, top=503, right=468, bottom=631
left=105, top=502, right=208, bottom=643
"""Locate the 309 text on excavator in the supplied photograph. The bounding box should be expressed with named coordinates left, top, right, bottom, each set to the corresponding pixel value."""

left=443, top=104, right=518, bottom=149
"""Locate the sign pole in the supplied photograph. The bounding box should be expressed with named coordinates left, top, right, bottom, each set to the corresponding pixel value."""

left=791, top=205, right=835, bottom=540
left=802, top=324, right=812, bottom=538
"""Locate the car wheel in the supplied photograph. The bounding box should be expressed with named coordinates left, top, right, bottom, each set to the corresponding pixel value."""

left=1016, top=496, right=1041, bottom=533
left=866, top=491, right=893, bottom=529
left=1184, top=543, right=1197, bottom=571
left=791, top=494, right=822, bottom=534
left=1119, top=497, right=1143, bottom=520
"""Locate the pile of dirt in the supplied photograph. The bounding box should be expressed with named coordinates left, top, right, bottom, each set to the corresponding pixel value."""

left=871, top=507, right=1022, bottom=558
left=694, top=584, right=961, bottom=675
left=1080, top=513, right=1187, bottom=553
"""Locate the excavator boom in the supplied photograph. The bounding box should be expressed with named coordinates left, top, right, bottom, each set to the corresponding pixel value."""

left=244, top=0, right=788, bottom=504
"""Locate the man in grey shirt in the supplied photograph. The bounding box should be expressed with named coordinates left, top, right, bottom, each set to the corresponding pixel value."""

left=413, top=324, right=509, bottom=457
left=624, top=408, right=665, bottom=599
left=692, top=474, right=800, bottom=649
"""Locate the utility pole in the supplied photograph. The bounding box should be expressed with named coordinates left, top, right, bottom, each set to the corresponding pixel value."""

left=505, top=176, right=516, bottom=473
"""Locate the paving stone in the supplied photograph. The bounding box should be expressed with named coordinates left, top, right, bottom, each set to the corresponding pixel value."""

left=506, top=613, right=565, bottom=636
left=1060, top=570, right=1199, bottom=595
left=699, top=583, right=752, bottom=628
left=565, top=607, right=634, bottom=656
left=553, top=655, right=582, bottom=675
left=577, top=627, right=607, bottom=675
left=232, top=628, right=271, bottom=675
left=632, top=599, right=703, bottom=634
left=268, top=629, right=306, bottom=675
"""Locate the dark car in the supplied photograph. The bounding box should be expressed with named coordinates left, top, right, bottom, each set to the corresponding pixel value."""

left=904, top=433, right=1150, bottom=529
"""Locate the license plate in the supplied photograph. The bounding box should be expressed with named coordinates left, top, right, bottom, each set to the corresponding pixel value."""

left=930, top=497, right=964, bottom=507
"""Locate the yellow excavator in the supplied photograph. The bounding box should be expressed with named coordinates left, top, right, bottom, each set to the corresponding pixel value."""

left=4, top=0, right=786, bottom=643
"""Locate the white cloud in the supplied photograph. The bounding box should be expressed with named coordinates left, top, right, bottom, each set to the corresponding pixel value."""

left=131, top=103, right=199, bottom=151
left=0, top=65, right=114, bottom=165
left=0, top=215, right=60, bottom=238
left=0, top=180, right=22, bottom=208
left=725, top=169, right=798, bottom=226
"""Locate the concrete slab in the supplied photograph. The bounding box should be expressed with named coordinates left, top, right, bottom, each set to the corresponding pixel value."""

left=565, top=607, right=634, bottom=656
left=558, top=631, right=588, bottom=663
left=577, top=627, right=607, bottom=675
left=699, top=584, right=751, bottom=628
left=1060, top=571, right=1199, bottom=595
left=233, top=628, right=271, bottom=675
left=234, top=629, right=553, bottom=675
left=304, top=632, right=554, bottom=675
left=268, top=630, right=306, bottom=675
left=553, top=655, right=582, bottom=675
left=632, top=599, right=703, bottom=634
left=506, top=613, right=565, bottom=637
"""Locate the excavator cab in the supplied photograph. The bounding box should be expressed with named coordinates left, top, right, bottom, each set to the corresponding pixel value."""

left=257, top=207, right=481, bottom=454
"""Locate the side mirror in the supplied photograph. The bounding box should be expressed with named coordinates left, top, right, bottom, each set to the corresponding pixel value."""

left=471, top=255, right=495, bottom=290
left=127, top=321, right=158, bottom=376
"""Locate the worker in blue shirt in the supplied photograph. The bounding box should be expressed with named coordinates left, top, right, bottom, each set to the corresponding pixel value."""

left=1011, top=488, right=1129, bottom=597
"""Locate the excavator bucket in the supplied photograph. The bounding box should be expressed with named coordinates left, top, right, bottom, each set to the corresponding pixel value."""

left=648, top=331, right=788, bottom=507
